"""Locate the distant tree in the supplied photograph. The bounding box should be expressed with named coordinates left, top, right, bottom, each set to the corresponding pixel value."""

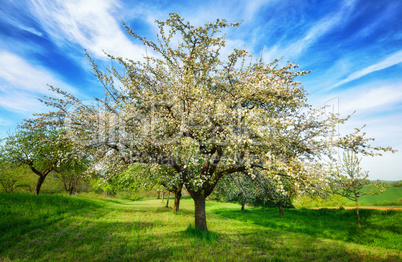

left=118, top=164, right=184, bottom=211
left=213, top=172, right=257, bottom=211
left=0, top=162, right=24, bottom=193
left=330, top=151, right=389, bottom=226
left=57, top=159, right=90, bottom=195
left=2, top=123, right=87, bottom=195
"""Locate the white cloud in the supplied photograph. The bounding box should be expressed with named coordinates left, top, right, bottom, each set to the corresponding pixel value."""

left=0, top=51, right=79, bottom=115
left=29, top=0, right=149, bottom=61
left=0, top=51, right=52, bottom=94
left=311, top=82, right=402, bottom=181
left=330, top=50, right=402, bottom=89
left=337, top=83, right=402, bottom=116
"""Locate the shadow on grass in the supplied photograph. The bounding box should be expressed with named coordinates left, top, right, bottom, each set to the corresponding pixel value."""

left=182, top=224, right=219, bottom=244
left=1, top=195, right=400, bottom=261
left=2, top=218, right=399, bottom=262
left=211, top=207, right=402, bottom=250
left=1, top=215, right=400, bottom=260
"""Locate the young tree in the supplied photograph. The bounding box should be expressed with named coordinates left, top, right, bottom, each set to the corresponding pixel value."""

left=35, top=13, right=394, bottom=231
left=330, top=151, right=388, bottom=227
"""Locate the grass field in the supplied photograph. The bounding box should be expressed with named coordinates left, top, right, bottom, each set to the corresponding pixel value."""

left=0, top=193, right=401, bottom=261
left=356, top=187, right=402, bottom=205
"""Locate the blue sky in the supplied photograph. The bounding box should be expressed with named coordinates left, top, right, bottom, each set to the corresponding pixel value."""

left=0, top=0, right=401, bottom=180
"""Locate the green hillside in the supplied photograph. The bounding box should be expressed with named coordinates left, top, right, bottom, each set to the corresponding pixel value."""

left=357, top=187, right=402, bottom=205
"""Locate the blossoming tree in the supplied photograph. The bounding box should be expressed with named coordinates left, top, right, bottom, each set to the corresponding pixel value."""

left=2, top=123, right=89, bottom=195
left=35, top=13, right=394, bottom=231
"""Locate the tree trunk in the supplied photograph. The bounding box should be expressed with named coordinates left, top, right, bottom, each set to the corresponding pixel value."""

left=157, top=191, right=160, bottom=199
left=166, top=192, right=170, bottom=207
left=74, top=178, right=79, bottom=194
left=278, top=201, right=284, bottom=218
left=241, top=201, right=245, bottom=211
left=189, top=191, right=208, bottom=231
left=162, top=191, right=165, bottom=203
left=34, top=175, right=46, bottom=195
left=355, top=197, right=361, bottom=227
left=173, top=190, right=182, bottom=212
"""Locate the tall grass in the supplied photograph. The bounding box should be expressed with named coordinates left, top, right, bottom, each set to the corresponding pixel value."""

left=0, top=193, right=103, bottom=246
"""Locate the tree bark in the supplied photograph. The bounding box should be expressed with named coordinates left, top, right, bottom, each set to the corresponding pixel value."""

left=162, top=191, right=165, bottom=202
left=188, top=190, right=208, bottom=231
left=355, top=197, right=361, bottom=227
left=68, top=186, right=74, bottom=195
left=166, top=192, right=170, bottom=207
left=241, top=201, right=245, bottom=211
left=34, top=175, right=46, bottom=195
left=173, top=189, right=182, bottom=212
left=278, top=201, right=284, bottom=218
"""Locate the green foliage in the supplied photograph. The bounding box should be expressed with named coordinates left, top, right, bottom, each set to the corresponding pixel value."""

left=293, top=194, right=348, bottom=208
left=0, top=163, right=34, bottom=193
left=390, top=180, right=402, bottom=187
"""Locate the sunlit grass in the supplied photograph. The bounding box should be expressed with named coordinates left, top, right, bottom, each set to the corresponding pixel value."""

left=0, top=193, right=401, bottom=261
left=207, top=201, right=402, bottom=250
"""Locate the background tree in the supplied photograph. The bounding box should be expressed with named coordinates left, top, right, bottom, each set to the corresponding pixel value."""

left=213, top=172, right=257, bottom=211
left=2, top=123, right=86, bottom=195
left=34, top=13, right=395, bottom=231
left=118, top=163, right=184, bottom=211
left=330, top=151, right=389, bottom=226
left=57, top=158, right=90, bottom=195
left=0, top=162, right=25, bottom=193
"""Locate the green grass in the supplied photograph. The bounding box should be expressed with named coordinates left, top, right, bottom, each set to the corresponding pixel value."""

left=356, top=187, right=402, bottom=205
left=0, top=193, right=104, bottom=246
left=208, top=201, right=402, bottom=250
left=1, top=193, right=401, bottom=261
left=294, top=186, right=402, bottom=208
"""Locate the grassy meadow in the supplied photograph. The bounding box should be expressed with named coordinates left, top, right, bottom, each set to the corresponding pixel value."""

left=0, top=193, right=401, bottom=261
left=356, top=187, right=402, bottom=206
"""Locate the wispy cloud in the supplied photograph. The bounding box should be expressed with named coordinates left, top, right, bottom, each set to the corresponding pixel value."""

left=330, top=50, right=402, bottom=89
left=0, top=117, right=12, bottom=127
left=0, top=51, right=52, bottom=94
left=242, top=0, right=275, bottom=21
left=29, top=0, right=148, bottom=60
left=336, top=83, right=402, bottom=116
left=0, top=51, right=78, bottom=115
left=263, top=0, right=356, bottom=61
